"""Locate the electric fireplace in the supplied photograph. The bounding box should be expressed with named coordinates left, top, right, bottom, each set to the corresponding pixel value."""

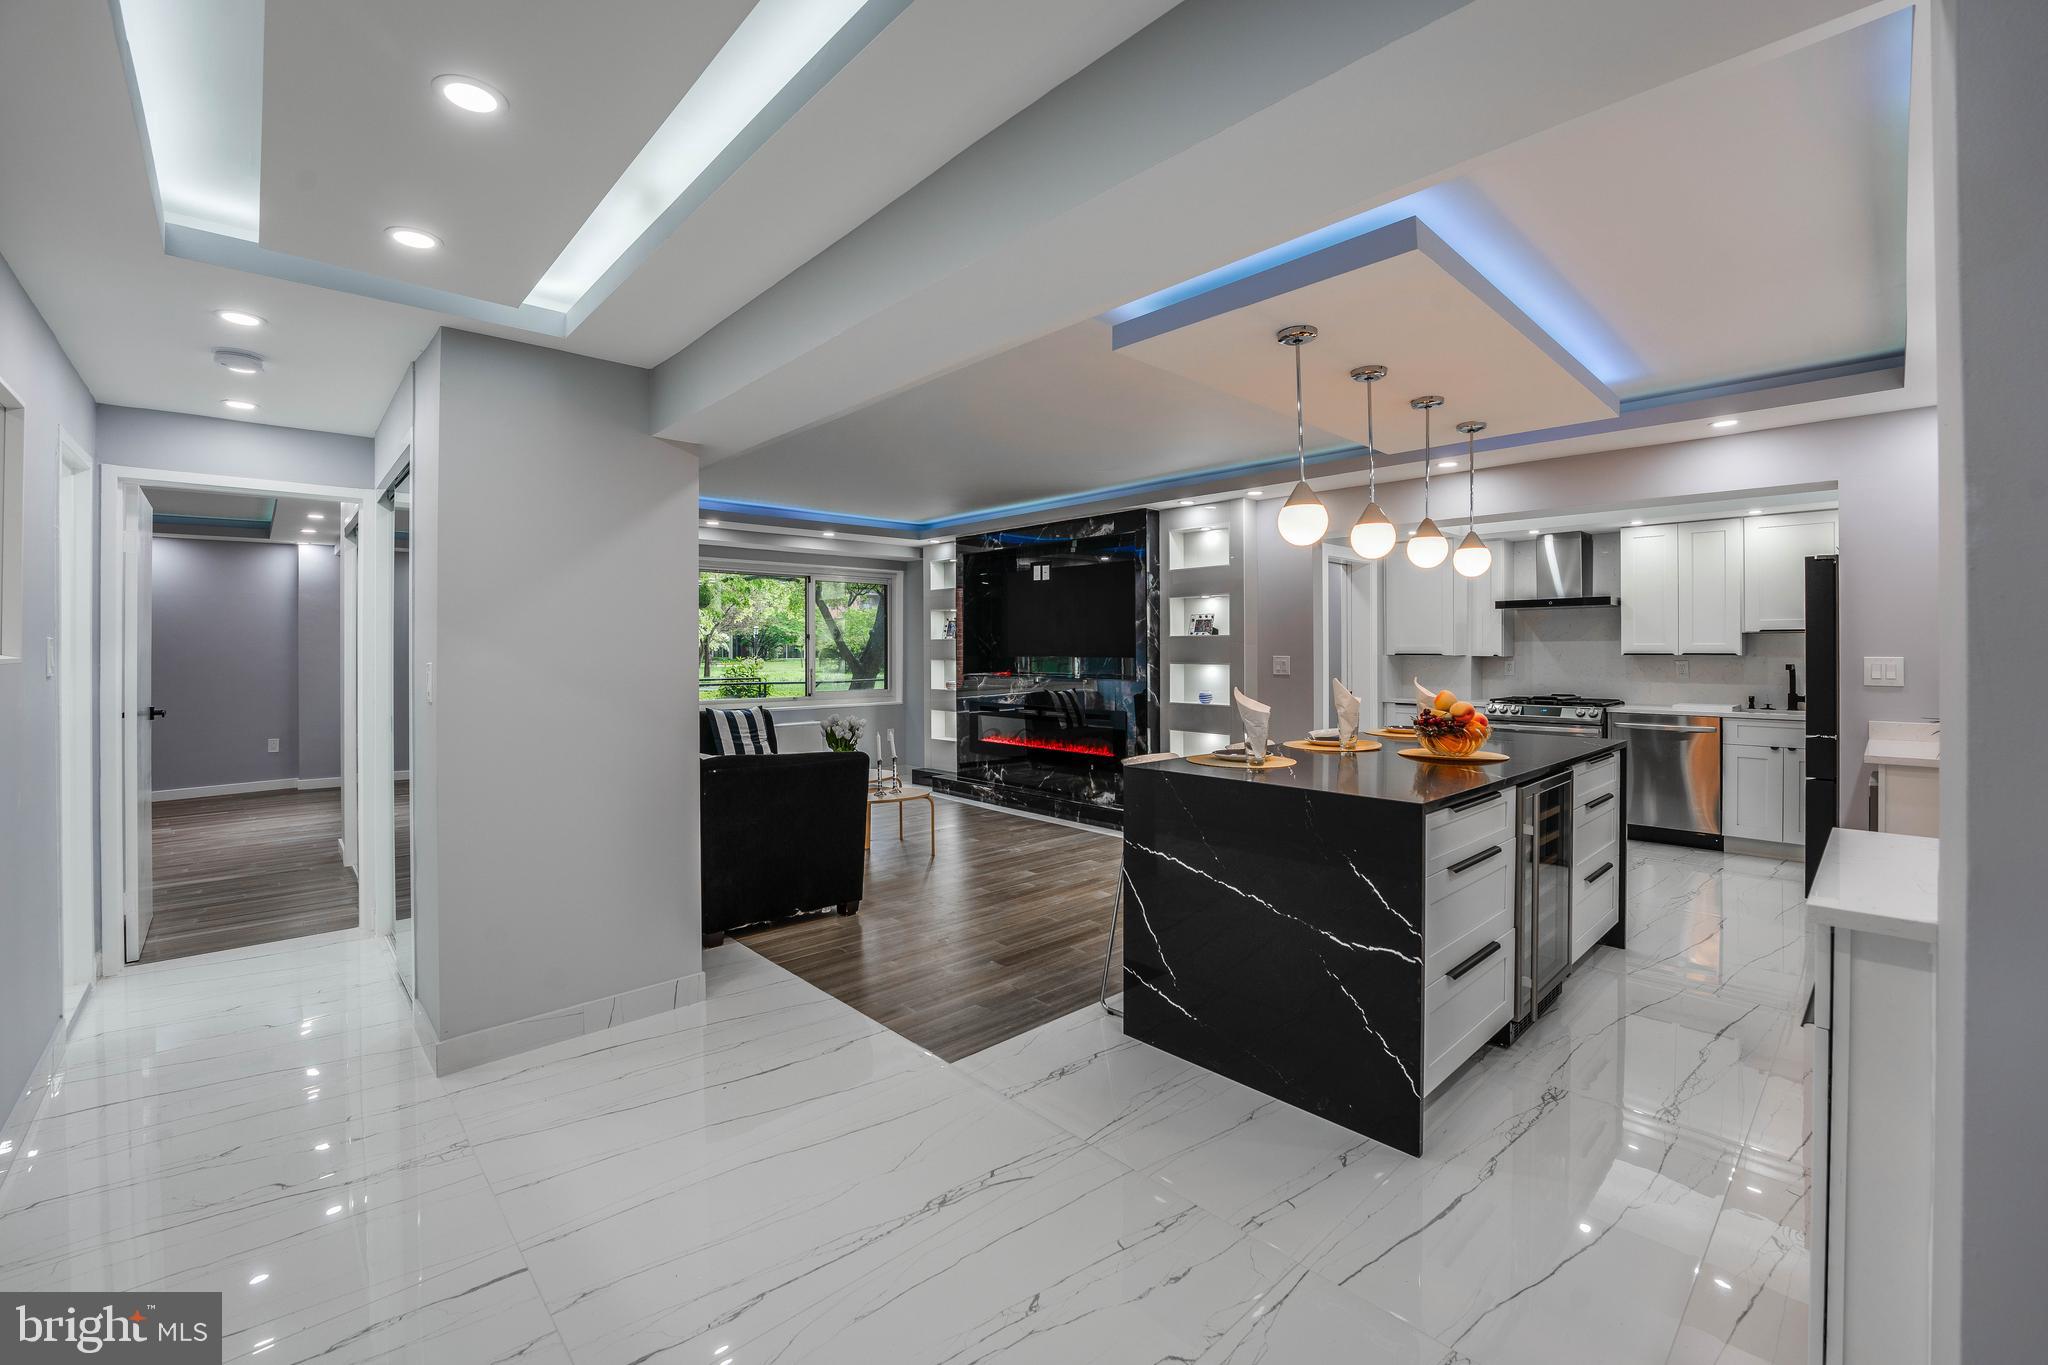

left=927, top=511, right=1160, bottom=826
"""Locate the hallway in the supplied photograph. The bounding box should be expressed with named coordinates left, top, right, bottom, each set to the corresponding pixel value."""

left=142, top=789, right=358, bottom=963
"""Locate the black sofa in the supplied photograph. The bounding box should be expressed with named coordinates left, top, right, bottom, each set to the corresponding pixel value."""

left=699, top=730, right=869, bottom=945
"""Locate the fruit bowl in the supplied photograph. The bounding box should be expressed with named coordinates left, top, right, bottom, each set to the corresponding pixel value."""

left=1411, top=679, right=1492, bottom=758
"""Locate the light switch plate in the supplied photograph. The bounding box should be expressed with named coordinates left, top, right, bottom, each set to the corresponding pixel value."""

left=1271, top=654, right=1292, bottom=676
left=1676, top=659, right=1690, bottom=679
left=267, top=737, right=280, bottom=752
left=1863, top=656, right=1906, bottom=687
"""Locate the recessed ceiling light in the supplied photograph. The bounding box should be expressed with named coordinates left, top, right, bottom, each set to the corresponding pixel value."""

left=216, top=309, right=264, bottom=327
left=223, top=399, right=257, bottom=411
left=1177, top=499, right=1193, bottom=506
left=307, top=512, right=325, bottom=521
left=1711, top=418, right=1739, bottom=429
left=1438, top=459, right=1458, bottom=468
left=214, top=348, right=265, bottom=374
left=704, top=519, right=721, bottom=527
left=300, top=527, right=317, bottom=535
left=821, top=530, right=836, bottom=538
left=433, top=75, right=505, bottom=115
left=1527, top=529, right=1540, bottom=535
left=1748, top=508, right=1764, bottom=516
left=1246, top=490, right=1263, bottom=499
left=249, top=1273, right=269, bottom=1286
left=386, top=227, right=440, bottom=251
left=1630, top=518, right=1643, bottom=526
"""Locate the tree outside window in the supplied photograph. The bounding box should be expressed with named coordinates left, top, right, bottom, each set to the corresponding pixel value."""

left=697, top=569, right=890, bottom=698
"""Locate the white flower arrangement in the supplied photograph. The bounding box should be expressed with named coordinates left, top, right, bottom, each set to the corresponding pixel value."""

left=821, top=713, right=868, bottom=753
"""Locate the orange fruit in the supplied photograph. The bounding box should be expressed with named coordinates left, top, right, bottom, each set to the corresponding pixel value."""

left=1433, top=689, right=1457, bottom=712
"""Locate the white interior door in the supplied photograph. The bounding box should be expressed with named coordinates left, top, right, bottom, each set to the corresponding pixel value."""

left=120, top=486, right=156, bottom=961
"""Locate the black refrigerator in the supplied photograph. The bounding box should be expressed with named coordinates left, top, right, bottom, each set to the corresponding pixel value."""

left=1804, top=554, right=1840, bottom=892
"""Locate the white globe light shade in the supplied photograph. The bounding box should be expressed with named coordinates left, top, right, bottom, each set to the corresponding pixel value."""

left=1452, top=529, right=1493, bottom=578
left=1349, top=502, right=1396, bottom=559
left=1276, top=481, right=1330, bottom=547
left=1406, top=516, right=1450, bottom=568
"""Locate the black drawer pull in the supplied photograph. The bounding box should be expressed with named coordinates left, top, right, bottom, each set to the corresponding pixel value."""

left=1584, top=792, right=1615, bottom=810
left=1446, top=791, right=1501, bottom=814
left=1584, top=861, right=1615, bottom=884
left=1447, top=844, right=1502, bottom=875
left=1446, top=939, right=1503, bottom=981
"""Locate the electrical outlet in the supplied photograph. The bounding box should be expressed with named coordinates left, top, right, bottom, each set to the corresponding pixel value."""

left=1676, top=659, right=1690, bottom=679
left=267, top=738, right=280, bottom=753
left=1863, top=656, right=1905, bottom=687
left=1272, top=654, right=1292, bottom=676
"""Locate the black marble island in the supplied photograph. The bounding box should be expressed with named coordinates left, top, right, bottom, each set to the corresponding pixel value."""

left=1120, top=733, right=1628, bottom=1156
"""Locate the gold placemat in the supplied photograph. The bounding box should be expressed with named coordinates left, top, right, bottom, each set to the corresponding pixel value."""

left=1398, top=747, right=1510, bottom=764
left=1282, top=738, right=1382, bottom=753
left=1367, top=726, right=1417, bottom=738
left=1186, top=751, right=1298, bottom=771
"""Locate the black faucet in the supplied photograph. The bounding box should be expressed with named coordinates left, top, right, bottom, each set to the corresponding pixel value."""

left=1786, top=664, right=1804, bottom=712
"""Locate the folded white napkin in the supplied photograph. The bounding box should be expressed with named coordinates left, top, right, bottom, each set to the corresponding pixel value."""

left=1232, top=687, right=1272, bottom=760
left=1331, top=678, right=1361, bottom=746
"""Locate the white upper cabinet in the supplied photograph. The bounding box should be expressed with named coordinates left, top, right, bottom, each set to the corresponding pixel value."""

left=1382, top=551, right=1460, bottom=655
left=1743, top=511, right=1839, bottom=632
left=1676, top=518, right=1746, bottom=655
left=1618, top=523, right=1680, bottom=655
left=1463, top=551, right=1513, bottom=658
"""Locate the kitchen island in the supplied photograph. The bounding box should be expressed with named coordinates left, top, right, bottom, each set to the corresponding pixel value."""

left=1120, top=733, right=1627, bottom=1155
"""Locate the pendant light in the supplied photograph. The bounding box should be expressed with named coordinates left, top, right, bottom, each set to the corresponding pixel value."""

left=1452, top=420, right=1492, bottom=578
left=1274, top=325, right=1330, bottom=547
left=1346, top=365, right=1395, bottom=559
left=1406, top=396, right=1449, bottom=567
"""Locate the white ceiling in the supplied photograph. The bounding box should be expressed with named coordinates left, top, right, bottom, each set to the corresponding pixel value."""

left=146, top=487, right=344, bottom=545
left=0, top=0, right=1923, bottom=532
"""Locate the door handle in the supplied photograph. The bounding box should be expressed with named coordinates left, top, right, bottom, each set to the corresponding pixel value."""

left=1445, top=939, right=1503, bottom=981
left=1615, top=722, right=1717, bottom=733
left=145, top=706, right=168, bottom=720
left=1447, top=844, right=1502, bottom=875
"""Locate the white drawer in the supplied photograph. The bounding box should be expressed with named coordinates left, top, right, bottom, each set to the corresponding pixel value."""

left=1571, top=857, right=1621, bottom=964
left=1424, top=851, right=1512, bottom=978
left=1425, top=790, right=1512, bottom=874
left=1725, top=718, right=1805, bottom=750
left=1423, top=926, right=1515, bottom=1094
left=1574, top=752, right=1620, bottom=808
left=1573, top=798, right=1620, bottom=871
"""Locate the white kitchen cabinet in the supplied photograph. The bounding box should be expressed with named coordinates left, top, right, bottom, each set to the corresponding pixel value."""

left=1744, top=510, right=1838, bottom=632
left=1381, top=552, right=1459, bottom=655
left=1676, top=518, right=1746, bottom=655
left=1723, top=743, right=1785, bottom=842
left=1618, top=523, right=1680, bottom=654
left=1463, top=552, right=1513, bottom=658
left=1725, top=724, right=1804, bottom=845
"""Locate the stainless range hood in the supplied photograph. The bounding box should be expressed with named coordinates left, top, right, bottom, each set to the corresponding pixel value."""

left=1495, top=532, right=1619, bottom=609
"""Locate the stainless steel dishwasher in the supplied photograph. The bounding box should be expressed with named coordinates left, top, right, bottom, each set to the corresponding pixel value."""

left=1612, top=709, right=1723, bottom=844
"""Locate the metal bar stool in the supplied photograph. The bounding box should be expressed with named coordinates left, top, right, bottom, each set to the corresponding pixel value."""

left=1101, top=751, right=1181, bottom=1017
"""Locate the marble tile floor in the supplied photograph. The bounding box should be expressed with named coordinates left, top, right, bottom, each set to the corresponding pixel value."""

left=0, top=842, right=1810, bottom=1364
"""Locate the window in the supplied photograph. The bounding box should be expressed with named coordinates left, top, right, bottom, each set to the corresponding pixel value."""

left=698, top=567, right=892, bottom=700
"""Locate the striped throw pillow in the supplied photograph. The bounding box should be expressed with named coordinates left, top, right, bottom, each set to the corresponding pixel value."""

left=703, top=706, right=778, bottom=756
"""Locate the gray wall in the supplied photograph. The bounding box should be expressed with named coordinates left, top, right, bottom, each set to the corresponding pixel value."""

left=0, top=251, right=96, bottom=1136
left=700, top=539, right=919, bottom=772
left=1932, top=0, right=2048, bottom=1354
left=97, top=405, right=374, bottom=486
left=297, top=544, right=341, bottom=780
left=150, top=538, right=300, bottom=791
left=147, top=537, right=343, bottom=792
left=411, top=329, right=701, bottom=1046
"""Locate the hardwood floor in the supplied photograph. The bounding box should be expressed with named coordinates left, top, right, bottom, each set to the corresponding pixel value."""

left=737, top=797, right=1123, bottom=1061
left=140, top=788, right=360, bottom=963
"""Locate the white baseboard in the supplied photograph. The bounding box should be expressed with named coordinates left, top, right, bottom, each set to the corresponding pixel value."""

left=153, top=775, right=342, bottom=801
left=0, top=983, right=86, bottom=1202
left=427, top=971, right=709, bottom=1076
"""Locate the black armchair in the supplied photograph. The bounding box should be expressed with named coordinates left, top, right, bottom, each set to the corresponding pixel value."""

left=699, top=750, right=869, bottom=944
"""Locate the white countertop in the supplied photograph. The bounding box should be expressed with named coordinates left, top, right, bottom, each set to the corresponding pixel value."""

left=1864, top=720, right=1941, bottom=769
left=1607, top=703, right=1804, bottom=721
left=1806, top=828, right=1939, bottom=943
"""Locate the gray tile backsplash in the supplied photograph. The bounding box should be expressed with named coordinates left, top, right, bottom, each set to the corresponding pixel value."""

left=1475, top=606, right=1806, bottom=708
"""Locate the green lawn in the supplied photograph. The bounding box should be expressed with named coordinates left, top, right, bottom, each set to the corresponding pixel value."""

left=705, top=657, right=806, bottom=682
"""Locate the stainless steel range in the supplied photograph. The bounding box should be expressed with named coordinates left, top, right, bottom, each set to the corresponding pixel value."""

left=1483, top=693, right=1625, bottom=739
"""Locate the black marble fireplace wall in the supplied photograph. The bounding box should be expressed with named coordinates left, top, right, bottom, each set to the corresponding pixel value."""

left=950, top=511, right=1160, bottom=814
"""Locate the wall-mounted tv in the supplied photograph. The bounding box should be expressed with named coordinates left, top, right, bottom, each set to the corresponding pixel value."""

left=962, top=554, right=1137, bottom=676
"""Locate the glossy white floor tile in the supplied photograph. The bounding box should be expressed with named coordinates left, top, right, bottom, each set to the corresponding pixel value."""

left=0, top=842, right=1809, bottom=1364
